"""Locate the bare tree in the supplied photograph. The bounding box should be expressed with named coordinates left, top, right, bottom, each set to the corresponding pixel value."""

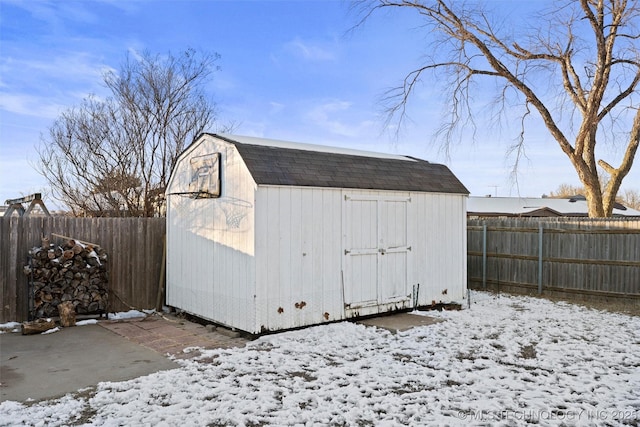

left=621, top=188, right=640, bottom=208
left=355, top=0, right=640, bottom=217
left=547, top=182, right=640, bottom=211
left=38, top=49, right=222, bottom=217
left=547, top=183, right=586, bottom=199
left=547, top=171, right=610, bottom=198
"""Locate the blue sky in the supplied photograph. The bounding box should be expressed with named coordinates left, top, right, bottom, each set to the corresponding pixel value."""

left=1, top=0, right=638, bottom=209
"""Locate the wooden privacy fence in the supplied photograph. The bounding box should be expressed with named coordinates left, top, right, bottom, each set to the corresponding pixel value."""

left=0, top=217, right=165, bottom=323
left=467, top=217, right=640, bottom=303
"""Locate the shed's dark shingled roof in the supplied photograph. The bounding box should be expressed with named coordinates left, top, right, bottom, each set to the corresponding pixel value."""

left=229, top=141, right=468, bottom=195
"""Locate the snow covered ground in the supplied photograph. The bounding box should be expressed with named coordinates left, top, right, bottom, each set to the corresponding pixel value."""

left=1, top=291, right=639, bottom=426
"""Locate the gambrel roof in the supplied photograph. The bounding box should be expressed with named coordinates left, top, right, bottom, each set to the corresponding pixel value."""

left=212, top=134, right=469, bottom=195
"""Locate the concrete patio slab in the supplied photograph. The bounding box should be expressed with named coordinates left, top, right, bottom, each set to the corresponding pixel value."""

left=0, top=324, right=178, bottom=403
left=357, top=312, right=444, bottom=332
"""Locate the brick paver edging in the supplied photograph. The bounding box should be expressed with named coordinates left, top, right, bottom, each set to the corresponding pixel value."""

left=99, top=315, right=249, bottom=358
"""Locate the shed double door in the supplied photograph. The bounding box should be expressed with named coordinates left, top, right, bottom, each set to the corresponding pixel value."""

left=343, top=194, right=411, bottom=308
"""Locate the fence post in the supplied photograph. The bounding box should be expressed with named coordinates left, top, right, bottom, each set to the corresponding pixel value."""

left=538, top=223, right=543, bottom=295
left=482, top=223, right=487, bottom=290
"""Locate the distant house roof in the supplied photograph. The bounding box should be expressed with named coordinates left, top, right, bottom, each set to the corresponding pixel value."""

left=211, top=134, right=469, bottom=194
left=467, top=196, right=640, bottom=217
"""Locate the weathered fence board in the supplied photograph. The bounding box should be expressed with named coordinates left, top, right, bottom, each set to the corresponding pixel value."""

left=0, top=217, right=165, bottom=322
left=468, top=217, right=640, bottom=305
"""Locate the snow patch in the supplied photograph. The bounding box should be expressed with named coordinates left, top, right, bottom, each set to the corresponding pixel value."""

left=0, top=321, right=21, bottom=334
left=1, top=292, right=639, bottom=426
left=107, top=310, right=147, bottom=320
left=76, top=319, right=98, bottom=326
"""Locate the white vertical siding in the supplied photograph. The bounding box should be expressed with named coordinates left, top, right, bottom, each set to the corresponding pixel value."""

left=410, top=192, right=467, bottom=304
left=166, top=136, right=257, bottom=332
left=254, top=186, right=343, bottom=333
left=320, top=189, right=344, bottom=323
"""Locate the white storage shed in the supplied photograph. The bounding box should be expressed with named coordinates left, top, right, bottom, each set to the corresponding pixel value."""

left=166, top=133, right=469, bottom=334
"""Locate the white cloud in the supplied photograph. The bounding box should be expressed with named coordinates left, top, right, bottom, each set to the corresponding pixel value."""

left=0, top=52, right=112, bottom=119
left=4, top=53, right=107, bottom=82
left=284, top=37, right=337, bottom=62
left=2, top=0, right=99, bottom=34
left=305, top=100, right=376, bottom=138
left=4, top=0, right=139, bottom=29
left=0, top=93, right=65, bottom=119
left=269, top=102, right=285, bottom=115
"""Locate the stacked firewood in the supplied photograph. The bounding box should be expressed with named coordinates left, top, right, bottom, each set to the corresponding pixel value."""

left=24, top=237, right=109, bottom=318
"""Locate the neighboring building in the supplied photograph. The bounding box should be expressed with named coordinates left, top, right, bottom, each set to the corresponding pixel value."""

left=166, top=133, right=469, bottom=334
left=467, top=196, right=640, bottom=217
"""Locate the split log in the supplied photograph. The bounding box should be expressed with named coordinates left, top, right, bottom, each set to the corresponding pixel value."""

left=25, top=236, right=109, bottom=319
left=58, top=301, right=76, bottom=327
left=22, top=319, right=57, bottom=335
